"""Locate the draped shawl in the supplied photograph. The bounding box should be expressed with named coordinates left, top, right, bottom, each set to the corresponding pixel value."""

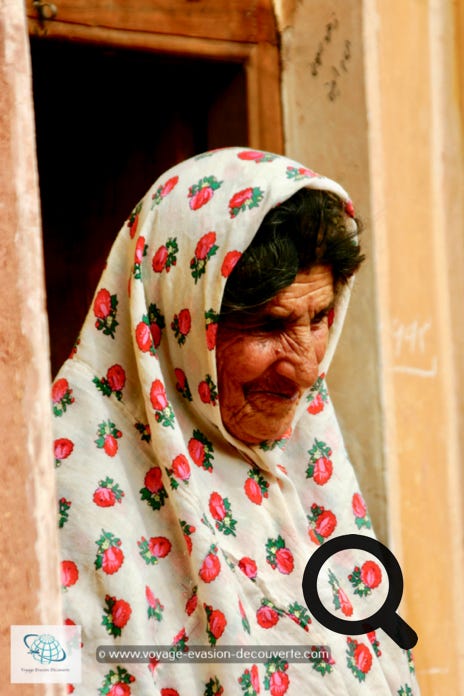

left=53, top=147, right=419, bottom=695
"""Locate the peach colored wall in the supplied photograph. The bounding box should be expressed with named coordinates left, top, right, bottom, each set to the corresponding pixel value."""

left=276, top=0, right=464, bottom=694
left=0, top=1, right=64, bottom=694
left=276, top=0, right=388, bottom=538
left=364, top=1, right=464, bottom=692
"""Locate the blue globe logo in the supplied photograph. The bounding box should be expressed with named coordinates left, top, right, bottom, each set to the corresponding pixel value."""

left=23, top=633, right=67, bottom=664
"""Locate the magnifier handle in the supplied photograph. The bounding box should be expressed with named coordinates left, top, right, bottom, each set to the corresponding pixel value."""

left=381, top=612, right=418, bottom=650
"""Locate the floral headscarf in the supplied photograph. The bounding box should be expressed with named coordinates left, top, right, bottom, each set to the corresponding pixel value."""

left=53, top=147, right=419, bottom=695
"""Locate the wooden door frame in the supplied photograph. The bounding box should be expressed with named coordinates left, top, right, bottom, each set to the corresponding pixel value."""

left=27, top=6, right=283, bottom=154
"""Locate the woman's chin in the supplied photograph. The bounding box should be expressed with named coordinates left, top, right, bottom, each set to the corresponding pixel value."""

left=226, top=418, right=293, bottom=446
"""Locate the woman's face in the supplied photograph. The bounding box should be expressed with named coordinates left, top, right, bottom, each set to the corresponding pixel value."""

left=216, top=265, right=335, bottom=445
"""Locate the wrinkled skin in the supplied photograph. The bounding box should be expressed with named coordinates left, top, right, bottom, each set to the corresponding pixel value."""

left=216, top=265, right=334, bottom=444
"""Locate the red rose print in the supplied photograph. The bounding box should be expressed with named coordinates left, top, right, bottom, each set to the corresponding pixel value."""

left=188, top=438, right=205, bottom=467
left=175, top=368, right=187, bottom=391
left=354, top=643, right=372, bottom=674
left=54, top=438, right=74, bottom=461
left=128, top=202, right=141, bottom=239
left=328, top=307, right=335, bottom=328
left=134, top=236, right=145, bottom=264
left=238, top=557, right=257, bottom=579
left=308, top=529, right=320, bottom=546
left=188, top=175, right=222, bottom=212
left=148, top=536, right=172, bottom=559
left=93, top=487, right=116, bottom=507
left=257, top=605, right=279, bottom=629
left=145, top=585, right=158, bottom=609
left=360, top=560, right=382, bottom=589
left=104, top=435, right=118, bottom=457
left=171, top=454, right=191, bottom=481
left=108, top=682, right=132, bottom=696
left=338, top=587, right=353, bottom=616
left=208, top=609, right=226, bottom=639
left=269, top=670, right=289, bottom=696
left=61, top=560, right=78, bottom=588
left=152, top=245, right=168, bottom=272
left=135, top=321, right=152, bottom=352
left=52, top=378, right=69, bottom=403
left=150, top=380, right=168, bottom=411
left=251, top=665, right=259, bottom=691
left=199, top=550, right=221, bottom=583
left=198, top=381, right=211, bottom=403
left=229, top=188, right=253, bottom=210
left=144, top=467, right=163, bottom=493
left=221, top=250, right=242, bottom=277
left=67, top=686, right=75, bottom=694
left=52, top=377, right=75, bottom=416
left=150, top=323, right=161, bottom=348
left=209, top=492, right=226, bottom=521
left=178, top=308, right=191, bottom=335
left=93, top=288, right=112, bottom=319
left=195, top=231, right=217, bottom=260
left=238, top=149, right=264, bottom=160
left=197, top=375, right=217, bottom=406
left=244, top=477, right=262, bottom=505
left=171, top=309, right=192, bottom=345
left=173, top=627, right=188, bottom=647
left=307, top=392, right=324, bottom=414
left=161, top=176, right=178, bottom=196
left=145, top=585, right=164, bottom=622
left=206, top=322, right=218, bottom=350
left=345, top=200, right=355, bottom=218
left=102, top=546, right=124, bottom=575
left=108, top=685, right=130, bottom=696
left=111, top=599, right=132, bottom=628
left=315, top=509, right=337, bottom=538
left=352, top=492, right=367, bottom=518
left=312, top=456, right=333, bottom=485
left=148, top=658, right=159, bottom=675
left=161, top=689, right=180, bottom=696
left=184, top=534, right=192, bottom=555
left=107, top=364, right=126, bottom=393
left=189, top=186, right=213, bottom=211
left=275, top=547, right=294, bottom=575
left=185, top=591, right=198, bottom=616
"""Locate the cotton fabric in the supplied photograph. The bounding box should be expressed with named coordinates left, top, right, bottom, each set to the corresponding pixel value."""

left=53, top=147, right=419, bottom=695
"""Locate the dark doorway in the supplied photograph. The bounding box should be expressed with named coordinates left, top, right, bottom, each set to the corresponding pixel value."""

left=30, top=38, right=248, bottom=374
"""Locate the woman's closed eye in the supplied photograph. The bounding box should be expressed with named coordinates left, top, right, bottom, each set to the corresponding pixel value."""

left=256, top=312, right=329, bottom=333
left=258, top=317, right=287, bottom=333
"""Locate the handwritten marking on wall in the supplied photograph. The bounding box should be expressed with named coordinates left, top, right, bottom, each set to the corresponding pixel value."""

left=391, top=319, right=437, bottom=378
left=309, top=13, right=352, bottom=101
left=391, top=359, right=438, bottom=378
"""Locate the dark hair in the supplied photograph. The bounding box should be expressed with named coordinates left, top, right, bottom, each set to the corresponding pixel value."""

left=220, top=187, right=364, bottom=317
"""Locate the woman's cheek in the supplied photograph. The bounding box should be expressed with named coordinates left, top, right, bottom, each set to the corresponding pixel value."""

left=314, top=326, right=330, bottom=362
left=236, top=337, right=276, bottom=378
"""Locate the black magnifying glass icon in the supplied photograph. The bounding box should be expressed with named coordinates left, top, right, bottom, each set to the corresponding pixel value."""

left=302, top=533, right=418, bottom=649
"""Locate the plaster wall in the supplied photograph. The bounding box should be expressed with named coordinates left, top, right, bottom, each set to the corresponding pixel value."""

left=276, top=0, right=387, bottom=539
left=0, top=1, right=64, bottom=693
left=363, top=1, right=464, bottom=692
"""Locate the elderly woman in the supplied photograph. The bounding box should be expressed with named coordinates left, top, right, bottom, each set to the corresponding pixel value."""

left=54, top=148, right=419, bottom=694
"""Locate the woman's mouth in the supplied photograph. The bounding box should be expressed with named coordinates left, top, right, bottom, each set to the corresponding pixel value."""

left=245, top=385, right=300, bottom=403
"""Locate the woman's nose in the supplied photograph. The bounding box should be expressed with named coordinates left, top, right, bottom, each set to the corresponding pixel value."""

left=273, top=330, right=322, bottom=388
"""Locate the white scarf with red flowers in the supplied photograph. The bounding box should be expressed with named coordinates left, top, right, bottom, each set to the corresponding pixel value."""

left=53, top=148, right=419, bottom=695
